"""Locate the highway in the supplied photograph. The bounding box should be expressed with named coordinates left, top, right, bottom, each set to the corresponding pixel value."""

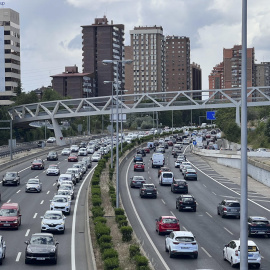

left=0, top=149, right=95, bottom=269
left=120, top=145, right=270, bottom=270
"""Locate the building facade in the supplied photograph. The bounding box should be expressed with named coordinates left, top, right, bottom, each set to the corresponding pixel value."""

left=254, top=62, right=270, bottom=87
left=165, top=36, right=190, bottom=92
left=51, top=65, right=94, bottom=99
left=0, top=8, right=20, bottom=103
left=81, top=16, right=125, bottom=97
left=190, top=62, right=202, bottom=100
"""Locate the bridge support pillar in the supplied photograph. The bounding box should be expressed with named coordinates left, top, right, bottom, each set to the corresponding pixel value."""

left=51, top=118, right=66, bottom=146
left=236, top=106, right=240, bottom=126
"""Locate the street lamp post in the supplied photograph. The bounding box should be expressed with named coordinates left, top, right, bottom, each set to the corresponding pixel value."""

left=102, top=59, right=133, bottom=208
left=120, top=89, right=128, bottom=153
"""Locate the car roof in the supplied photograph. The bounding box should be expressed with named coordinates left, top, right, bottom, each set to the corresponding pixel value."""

left=173, top=231, right=194, bottom=237
left=160, top=216, right=177, bottom=219
left=1, top=203, right=19, bottom=209
left=232, top=240, right=258, bottom=246
left=44, top=210, right=63, bottom=215
left=224, top=199, right=239, bottom=202
left=32, top=233, right=54, bottom=237
left=179, top=194, right=194, bottom=198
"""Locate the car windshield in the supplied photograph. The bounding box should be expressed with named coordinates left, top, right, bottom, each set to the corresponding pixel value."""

left=53, top=197, right=67, bottom=203
left=175, top=236, right=195, bottom=242
left=59, top=177, right=70, bottom=181
left=144, top=185, right=155, bottom=189
left=58, top=189, right=71, bottom=194
left=33, top=160, right=42, bottom=163
left=28, top=179, right=39, bottom=184
left=162, top=218, right=177, bottom=224
left=182, top=198, right=194, bottom=202
left=133, top=176, right=144, bottom=181
left=60, top=185, right=72, bottom=190
left=226, top=202, right=240, bottom=207
left=252, top=220, right=269, bottom=225
left=44, top=213, right=62, bottom=220
left=175, top=181, right=185, bottom=185
left=163, top=173, right=173, bottom=178
left=48, top=152, right=55, bottom=155
left=5, top=172, right=16, bottom=177
left=0, top=209, right=18, bottom=216
left=30, top=235, right=54, bottom=245
left=49, top=165, right=58, bottom=169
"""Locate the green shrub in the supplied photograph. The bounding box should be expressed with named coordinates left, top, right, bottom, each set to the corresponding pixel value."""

left=102, top=248, right=118, bottom=260
left=91, top=206, right=104, bottom=218
left=98, top=235, right=112, bottom=245
left=111, top=197, right=116, bottom=207
left=129, top=244, right=140, bottom=258
left=99, top=242, right=113, bottom=252
left=92, top=196, right=102, bottom=207
left=134, top=255, right=149, bottom=268
left=95, top=223, right=110, bottom=238
left=118, top=219, right=128, bottom=228
left=93, top=216, right=107, bottom=224
left=115, top=215, right=126, bottom=223
left=91, top=187, right=101, bottom=196
left=120, top=226, right=133, bottom=242
left=91, top=176, right=100, bottom=186
left=104, top=257, right=119, bottom=270
left=114, top=208, right=125, bottom=216
left=109, top=168, right=114, bottom=180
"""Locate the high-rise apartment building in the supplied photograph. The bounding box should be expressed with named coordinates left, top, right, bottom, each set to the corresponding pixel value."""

left=190, top=62, right=202, bottom=100
left=128, top=26, right=165, bottom=95
left=209, top=62, right=224, bottom=90
left=0, top=8, right=20, bottom=104
left=81, top=16, right=125, bottom=97
left=254, top=62, right=270, bottom=87
left=165, top=36, right=190, bottom=91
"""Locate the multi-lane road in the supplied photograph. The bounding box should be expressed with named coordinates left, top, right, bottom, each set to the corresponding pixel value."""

left=120, top=145, right=270, bottom=270
left=0, top=150, right=95, bottom=269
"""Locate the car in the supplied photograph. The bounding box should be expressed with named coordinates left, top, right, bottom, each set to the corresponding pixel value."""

left=217, top=199, right=240, bottom=219
left=155, top=216, right=180, bottom=235
left=184, top=168, right=197, bottom=180
left=165, top=231, right=198, bottom=259
left=130, top=176, right=146, bottom=188
left=78, top=147, right=87, bottom=156
left=68, top=153, right=78, bottom=162
left=73, top=163, right=85, bottom=175
left=70, top=145, right=79, bottom=152
left=137, top=148, right=146, bottom=157
left=25, top=178, right=42, bottom=193
left=46, top=137, right=56, bottom=143
left=158, top=166, right=171, bottom=178
left=174, top=157, right=184, bottom=168
left=50, top=195, right=71, bottom=214
left=180, top=161, right=191, bottom=172
left=140, top=184, right=157, bottom=198
left=2, top=171, right=20, bottom=186
left=31, top=159, right=45, bottom=170
left=134, top=161, right=145, bottom=172
left=37, top=140, right=46, bottom=147
left=171, top=179, right=188, bottom=194
left=248, top=216, right=270, bottom=237
left=87, top=146, right=95, bottom=154
left=0, top=203, right=21, bottom=229
left=25, top=233, right=59, bottom=264
left=66, top=168, right=82, bottom=182
left=134, top=154, right=143, bottom=163
left=176, top=194, right=197, bottom=212
left=223, top=240, right=261, bottom=268
left=82, top=156, right=92, bottom=168
left=79, top=141, right=87, bottom=148
left=46, top=164, right=60, bottom=176
left=61, top=148, right=71, bottom=156
left=57, top=190, right=72, bottom=201
left=47, top=151, right=58, bottom=161
left=57, top=173, right=75, bottom=188
left=78, top=161, right=88, bottom=173
left=41, top=210, right=66, bottom=233
left=91, top=153, right=101, bottom=162
left=168, top=140, right=173, bottom=146
left=159, top=171, right=174, bottom=186
left=0, top=236, right=6, bottom=265
left=143, top=147, right=150, bottom=153
left=182, top=165, right=193, bottom=176
left=58, top=184, right=74, bottom=200
left=173, top=149, right=183, bottom=158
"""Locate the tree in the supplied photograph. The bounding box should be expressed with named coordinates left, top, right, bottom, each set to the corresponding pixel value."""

left=14, top=80, right=23, bottom=95
left=14, top=91, right=39, bottom=106
left=41, top=88, right=66, bottom=102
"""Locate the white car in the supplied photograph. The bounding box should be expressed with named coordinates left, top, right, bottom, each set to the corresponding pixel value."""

left=165, top=231, right=198, bottom=259
left=50, top=195, right=71, bottom=215
left=0, top=236, right=6, bottom=265
left=70, top=145, right=79, bottom=152
left=58, top=184, right=74, bottom=200
left=175, top=158, right=184, bottom=168
left=180, top=162, right=191, bottom=172
left=46, top=137, right=56, bottom=143
left=57, top=190, right=72, bottom=201
left=91, top=153, right=101, bottom=162
left=73, top=163, right=85, bottom=174
left=66, top=168, right=82, bottom=182
left=46, top=164, right=60, bottom=176
left=87, top=147, right=95, bottom=154
left=78, top=147, right=87, bottom=156
left=41, top=210, right=66, bottom=233
left=61, top=148, right=71, bottom=156
left=25, top=178, right=42, bottom=193
left=223, top=240, right=261, bottom=268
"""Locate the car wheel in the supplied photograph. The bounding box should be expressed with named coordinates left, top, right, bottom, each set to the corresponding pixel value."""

left=53, top=257, right=57, bottom=265
left=248, top=229, right=251, bottom=237
left=217, top=208, right=220, bottom=215
left=61, top=228, right=65, bottom=234
left=157, top=228, right=161, bottom=235
left=193, top=208, right=196, bottom=212
left=256, top=264, right=261, bottom=269
left=2, top=183, right=4, bottom=186
left=0, top=257, right=2, bottom=265
left=165, top=243, right=169, bottom=252
left=25, top=258, right=29, bottom=264
left=221, top=212, right=225, bottom=218
left=154, top=196, right=157, bottom=199
left=223, top=251, right=227, bottom=261
left=193, top=254, right=198, bottom=259
left=169, top=248, right=174, bottom=258
left=230, top=257, right=234, bottom=267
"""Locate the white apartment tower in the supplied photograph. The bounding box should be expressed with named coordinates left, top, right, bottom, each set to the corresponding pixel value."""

left=129, top=26, right=165, bottom=95
left=0, top=8, right=20, bottom=95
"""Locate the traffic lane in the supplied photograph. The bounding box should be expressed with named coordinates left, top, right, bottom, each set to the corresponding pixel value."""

left=125, top=156, right=226, bottom=270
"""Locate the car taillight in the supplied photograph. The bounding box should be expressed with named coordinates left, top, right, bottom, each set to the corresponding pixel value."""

left=173, top=242, right=179, bottom=245
left=142, top=181, right=146, bottom=183
left=174, top=184, right=178, bottom=186
left=141, top=188, right=146, bottom=191
left=223, top=207, right=227, bottom=211
left=235, top=250, right=239, bottom=256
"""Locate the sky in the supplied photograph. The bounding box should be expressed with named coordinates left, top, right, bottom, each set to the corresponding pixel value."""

left=3, top=0, right=270, bottom=92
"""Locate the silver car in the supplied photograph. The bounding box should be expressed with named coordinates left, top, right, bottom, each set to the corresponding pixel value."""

left=217, top=199, right=240, bottom=218
left=25, top=178, right=42, bottom=193
left=58, top=184, right=74, bottom=200
left=0, top=236, right=6, bottom=265
left=50, top=195, right=71, bottom=215
left=41, top=210, right=66, bottom=233
left=66, top=168, right=81, bottom=182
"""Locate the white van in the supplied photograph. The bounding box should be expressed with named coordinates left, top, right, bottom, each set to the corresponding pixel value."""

left=159, top=171, right=174, bottom=185
left=151, top=153, right=165, bottom=168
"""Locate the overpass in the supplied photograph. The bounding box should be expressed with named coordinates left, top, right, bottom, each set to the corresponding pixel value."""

left=8, top=86, right=270, bottom=145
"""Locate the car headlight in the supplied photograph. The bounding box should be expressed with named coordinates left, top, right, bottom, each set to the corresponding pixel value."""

left=42, top=221, right=48, bottom=225
left=13, top=219, right=18, bottom=223
left=27, top=247, right=33, bottom=253
left=51, top=203, right=54, bottom=207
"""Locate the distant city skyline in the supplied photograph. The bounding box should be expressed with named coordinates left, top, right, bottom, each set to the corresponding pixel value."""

left=3, top=0, right=270, bottom=92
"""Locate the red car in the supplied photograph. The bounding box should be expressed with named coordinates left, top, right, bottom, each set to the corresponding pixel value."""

left=156, top=216, right=180, bottom=235
left=168, top=141, right=173, bottom=146
left=31, top=159, right=45, bottom=170
left=134, top=162, right=145, bottom=171
left=68, top=153, right=78, bottom=162
left=143, top=147, right=150, bottom=153
left=0, top=203, right=21, bottom=229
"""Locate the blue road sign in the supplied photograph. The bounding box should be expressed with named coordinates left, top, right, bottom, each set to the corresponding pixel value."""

left=206, top=111, right=216, bottom=120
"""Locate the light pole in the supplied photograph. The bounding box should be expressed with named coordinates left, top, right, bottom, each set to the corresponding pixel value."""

left=120, top=89, right=128, bottom=152
left=102, top=59, right=133, bottom=208
left=104, top=80, right=115, bottom=169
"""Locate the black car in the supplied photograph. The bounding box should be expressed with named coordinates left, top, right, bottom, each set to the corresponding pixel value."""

left=176, top=195, right=197, bottom=212
left=137, top=148, right=146, bottom=157
left=47, top=151, right=58, bottom=161
left=171, top=179, right=188, bottom=194
left=133, top=154, right=143, bottom=163
left=2, top=171, right=20, bottom=186
left=25, top=233, right=59, bottom=264
left=248, top=216, right=270, bottom=236
left=140, top=184, right=157, bottom=198
left=37, top=140, right=46, bottom=148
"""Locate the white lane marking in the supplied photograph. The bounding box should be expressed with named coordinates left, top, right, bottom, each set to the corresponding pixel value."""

left=16, top=252, right=21, bottom=262
left=206, top=212, right=213, bottom=218
left=125, top=159, right=170, bottom=270
left=0, top=181, right=2, bottom=184
left=53, top=183, right=56, bottom=186
left=149, top=177, right=151, bottom=180
left=40, top=200, right=44, bottom=205
left=212, top=192, right=216, bottom=195
left=18, top=167, right=30, bottom=173
left=33, top=213, right=37, bottom=219
left=203, top=184, right=206, bottom=188
left=201, top=246, right=212, bottom=257
left=47, top=191, right=50, bottom=194
left=224, top=227, right=234, bottom=235
left=170, top=211, right=175, bottom=217
left=7, top=199, right=11, bottom=203
left=25, top=229, right=30, bottom=237
left=72, top=165, right=97, bottom=270
left=182, top=226, right=187, bottom=231
left=161, top=199, right=166, bottom=205
left=251, top=199, right=270, bottom=203
left=35, top=176, right=38, bottom=178
left=16, top=190, right=21, bottom=194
